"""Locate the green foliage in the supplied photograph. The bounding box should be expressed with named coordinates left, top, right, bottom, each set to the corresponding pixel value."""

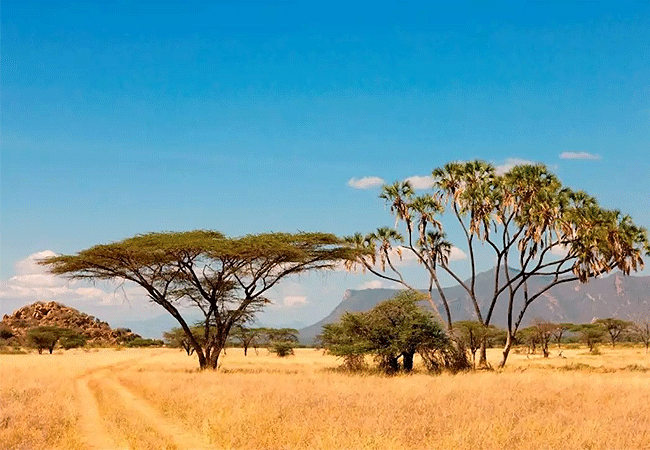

left=40, top=230, right=362, bottom=371
left=126, top=338, right=164, bottom=348
left=270, top=341, right=295, bottom=357
left=0, top=326, right=14, bottom=340
left=320, top=290, right=454, bottom=374
left=571, top=324, right=606, bottom=351
left=26, top=326, right=66, bottom=354
left=348, top=159, right=650, bottom=368
left=59, top=332, right=86, bottom=350
left=453, top=321, right=502, bottom=364
left=594, top=318, right=633, bottom=347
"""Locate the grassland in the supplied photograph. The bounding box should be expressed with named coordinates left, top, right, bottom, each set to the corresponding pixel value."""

left=1, top=345, right=649, bottom=450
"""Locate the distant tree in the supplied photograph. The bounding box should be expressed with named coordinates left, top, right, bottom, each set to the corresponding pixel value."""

left=265, top=328, right=299, bottom=344
left=594, top=318, right=633, bottom=347
left=270, top=341, right=295, bottom=357
left=346, top=161, right=649, bottom=368
left=530, top=318, right=558, bottom=357
left=41, top=231, right=360, bottom=370
left=59, top=331, right=86, bottom=350
left=27, top=326, right=66, bottom=354
left=126, top=338, right=164, bottom=347
left=163, top=326, right=204, bottom=355
left=453, top=321, right=499, bottom=367
left=631, top=314, right=650, bottom=353
left=230, top=325, right=261, bottom=356
left=551, top=323, right=573, bottom=349
left=320, top=290, right=456, bottom=374
left=263, top=327, right=299, bottom=357
left=516, top=327, right=539, bottom=354
left=571, top=324, right=605, bottom=352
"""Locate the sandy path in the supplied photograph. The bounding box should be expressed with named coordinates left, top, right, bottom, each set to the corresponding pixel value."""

left=75, top=376, right=126, bottom=450
left=97, top=370, right=212, bottom=450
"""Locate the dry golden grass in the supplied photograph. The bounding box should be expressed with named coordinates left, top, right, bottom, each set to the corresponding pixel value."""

left=1, top=345, right=649, bottom=449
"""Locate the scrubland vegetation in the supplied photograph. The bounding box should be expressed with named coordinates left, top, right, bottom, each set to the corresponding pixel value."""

left=2, top=346, right=650, bottom=450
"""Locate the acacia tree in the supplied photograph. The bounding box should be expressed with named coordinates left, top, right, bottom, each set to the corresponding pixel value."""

left=631, top=312, right=650, bottom=353
left=552, top=323, right=573, bottom=349
left=571, top=323, right=605, bottom=352
left=453, top=321, right=500, bottom=367
left=27, top=326, right=66, bottom=354
left=230, top=325, right=262, bottom=356
left=530, top=318, right=558, bottom=357
left=41, top=231, right=359, bottom=370
left=594, top=318, right=633, bottom=347
left=320, top=290, right=454, bottom=374
left=347, top=161, right=649, bottom=367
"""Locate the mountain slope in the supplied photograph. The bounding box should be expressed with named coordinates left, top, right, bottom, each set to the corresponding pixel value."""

left=299, top=270, right=650, bottom=343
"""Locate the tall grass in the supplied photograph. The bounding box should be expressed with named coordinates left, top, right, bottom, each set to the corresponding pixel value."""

left=1, top=346, right=649, bottom=449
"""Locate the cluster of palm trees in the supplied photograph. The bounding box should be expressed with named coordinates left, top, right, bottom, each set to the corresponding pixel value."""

left=345, top=160, right=649, bottom=367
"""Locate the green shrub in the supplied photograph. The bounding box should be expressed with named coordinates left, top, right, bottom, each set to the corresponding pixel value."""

left=59, top=333, right=86, bottom=350
left=270, top=341, right=295, bottom=357
left=125, top=338, right=164, bottom=348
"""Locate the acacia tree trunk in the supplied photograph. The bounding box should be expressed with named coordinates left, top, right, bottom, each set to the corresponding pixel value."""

left=498, top=333, right=514, bottom=368
left=402, top=352, right=414, bottom=372
left=477, top=338, right=488, bottom=368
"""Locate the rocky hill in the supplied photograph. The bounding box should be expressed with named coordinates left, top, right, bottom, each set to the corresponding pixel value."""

left=0, top=301, right=140, bottom=346
left=299, top=270, right=650, bottom=343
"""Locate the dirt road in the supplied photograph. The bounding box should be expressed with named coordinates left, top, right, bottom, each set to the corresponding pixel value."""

left=75, top=358, right=211, bottom=450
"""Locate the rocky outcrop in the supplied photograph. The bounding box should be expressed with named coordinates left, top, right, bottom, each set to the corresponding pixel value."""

left=0, top=301, right=140, bottom=345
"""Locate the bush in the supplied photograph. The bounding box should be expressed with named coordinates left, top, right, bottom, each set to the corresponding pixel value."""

left=270, top=341, right=294, bottom=357
left=0, top=326, right=14, bottom=340
left=125, top=338, right=164, bottom=348
left=59, top=333, right=86, bottom=350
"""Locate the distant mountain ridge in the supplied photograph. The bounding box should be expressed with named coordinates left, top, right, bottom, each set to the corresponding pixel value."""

left=299, top=270, right=650, bottom=343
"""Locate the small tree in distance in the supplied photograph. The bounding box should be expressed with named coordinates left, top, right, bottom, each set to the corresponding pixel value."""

left=27, top=326, right=66, bottom=354
left=594, top=318, right=633, bottom=347
left=571, top=324, right=605, bottom=352
left=631, top=313, right=650, bottom=353
left=552, top=323, right=573, bottom=349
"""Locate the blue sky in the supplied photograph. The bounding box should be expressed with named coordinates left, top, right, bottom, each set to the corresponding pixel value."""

left=2, top=1, right=649, bottom=331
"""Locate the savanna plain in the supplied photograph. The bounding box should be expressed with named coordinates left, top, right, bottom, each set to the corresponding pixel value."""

left=2, top=346, right=650, bottom=450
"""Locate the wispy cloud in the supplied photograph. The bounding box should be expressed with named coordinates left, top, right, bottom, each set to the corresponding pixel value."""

left=347, top=176, right=385, bottom=189
left=560, top=151, right=601, bottom=160
left=0, top=251, right=140, bottom=307
left=282, top=296, right=307, bottom=307
left=495, top=158, right=536, bottom=175
left=405, top=175, right=434, bottom=189
left=357, top=280, right=384, bottom=290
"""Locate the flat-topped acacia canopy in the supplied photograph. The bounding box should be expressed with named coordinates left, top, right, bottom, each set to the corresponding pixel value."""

left=41, top=230, right=364, bottom=369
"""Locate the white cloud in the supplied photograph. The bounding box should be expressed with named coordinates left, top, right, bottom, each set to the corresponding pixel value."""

left=495, top=158, right=536, bottom=175
left=357, top=280, right=384, bottom=290
left=550, top=245, right=569, bottom=257
left=282, top=296, right=307, bottom=307
left=449, top=247, right=468, bottom=261
left=405, top=175, right=434, bottom=189
left=559, top=151, right=601, bottom=160
left=347, top=176, right=385, bottom=189
left=0, top=250, right=140, bottom=307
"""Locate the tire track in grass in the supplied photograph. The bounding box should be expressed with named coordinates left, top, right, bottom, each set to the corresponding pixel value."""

left=98, top=371, right=212, bottom=450
left=75, top=376, right=127, bottom=450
